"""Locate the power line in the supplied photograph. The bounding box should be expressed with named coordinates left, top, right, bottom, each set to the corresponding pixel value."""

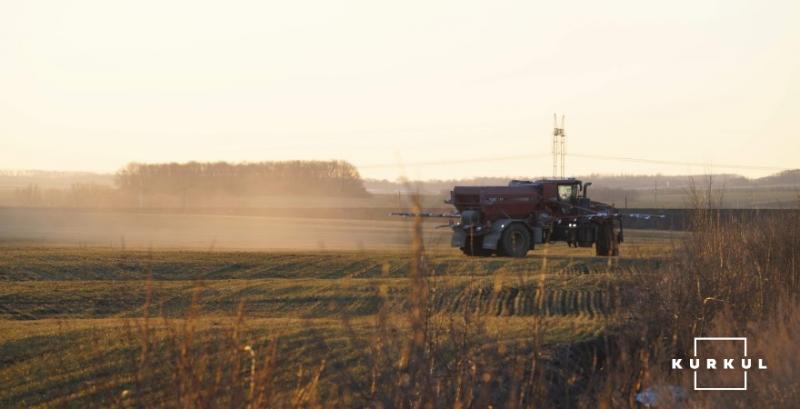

left=355, top=154, right=549, bottom=169
left=354, top=152, right=792, bottom=173
left=567, top=153, right=792, bottom=172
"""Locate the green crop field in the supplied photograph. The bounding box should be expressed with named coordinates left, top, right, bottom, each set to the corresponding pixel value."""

left=0, top=229, right=671, bottom=408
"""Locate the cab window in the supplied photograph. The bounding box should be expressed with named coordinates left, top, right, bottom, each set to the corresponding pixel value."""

left=557, top=184, right=577, bottom=202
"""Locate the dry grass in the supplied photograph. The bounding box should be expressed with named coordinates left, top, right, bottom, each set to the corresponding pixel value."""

left=577, top=189, right=800, bottom=408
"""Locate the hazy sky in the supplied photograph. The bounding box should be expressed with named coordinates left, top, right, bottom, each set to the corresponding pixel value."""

left=1, top=0, right=798, bottom=180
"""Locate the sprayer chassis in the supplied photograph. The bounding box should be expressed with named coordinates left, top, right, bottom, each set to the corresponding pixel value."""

left=447, top=179, right=622, bottom=257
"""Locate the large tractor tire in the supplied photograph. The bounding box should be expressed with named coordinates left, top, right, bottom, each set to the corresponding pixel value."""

left=595, top=222, right=620, bottom=256
left=461, top=235, right=492, bottom=257
left=499, top=224, right=531, bottom=258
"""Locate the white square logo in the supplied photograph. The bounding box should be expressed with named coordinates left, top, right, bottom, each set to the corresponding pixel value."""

left=692, top=337, right=747, bottom=391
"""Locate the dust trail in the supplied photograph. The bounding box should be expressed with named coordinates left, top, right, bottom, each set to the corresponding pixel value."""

left=0, top=208, right=452, bottom=250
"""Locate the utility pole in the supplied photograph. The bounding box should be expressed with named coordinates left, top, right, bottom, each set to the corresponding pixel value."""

left=654, top=177, right=658, bottom=208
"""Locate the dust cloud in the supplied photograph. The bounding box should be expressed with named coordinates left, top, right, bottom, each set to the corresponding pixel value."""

left=0, top=208, right=452, bottom=251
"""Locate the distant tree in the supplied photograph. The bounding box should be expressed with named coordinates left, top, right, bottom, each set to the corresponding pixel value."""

left=114, top=160, right=370, bottom=198
left=13, top=184, right=42, bottom=206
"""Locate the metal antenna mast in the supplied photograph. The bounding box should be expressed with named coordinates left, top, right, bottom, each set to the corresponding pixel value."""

left=552, top=114, right=566, bottom=178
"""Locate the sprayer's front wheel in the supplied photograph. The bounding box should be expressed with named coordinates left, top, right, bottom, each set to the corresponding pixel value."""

left=500, top=224, right=531, bottom=258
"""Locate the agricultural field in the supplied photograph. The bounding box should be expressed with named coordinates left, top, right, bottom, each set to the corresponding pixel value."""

left=0, top=228, right=671, bottom=408
left=1, top=213, right=797, bottom=408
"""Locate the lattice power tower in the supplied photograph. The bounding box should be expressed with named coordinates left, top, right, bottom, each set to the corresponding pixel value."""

left=552, top=114, right=566, bottom=178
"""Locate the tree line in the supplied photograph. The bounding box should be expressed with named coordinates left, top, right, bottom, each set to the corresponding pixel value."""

left=114, top=160, right=370, bottom=197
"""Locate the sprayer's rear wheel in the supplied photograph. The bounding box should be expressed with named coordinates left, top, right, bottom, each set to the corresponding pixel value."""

left=499, top=224, right=531, bottom=258
left=595, top=222, right=620, bottom=256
